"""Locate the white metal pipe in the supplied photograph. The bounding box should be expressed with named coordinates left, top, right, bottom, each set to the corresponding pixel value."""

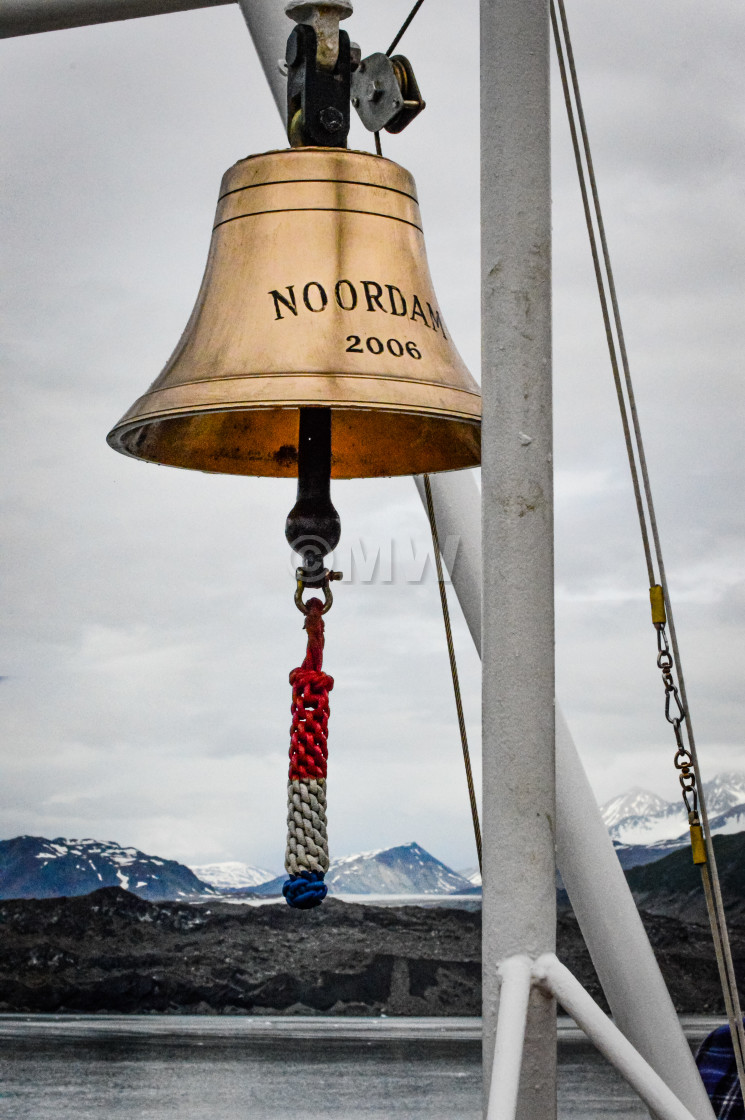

left=534, top=954, right=701, bottom=1120
left=0, top=0, right=231, bottom=37
left=417, top=471, right=713, bottom=1120
left=235, top=0, right=289, bottom=117
left=480, top=0, right=555, bottom=1114
left=414, top=473, right=482, bottom=654
left=487, top=956, right=533, bottom=1120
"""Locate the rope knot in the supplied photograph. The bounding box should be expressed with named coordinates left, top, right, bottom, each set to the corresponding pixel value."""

left=282, top=871, right=328, bottom=910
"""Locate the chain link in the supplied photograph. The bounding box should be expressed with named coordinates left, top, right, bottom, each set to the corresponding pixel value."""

left=655, top=623, right=698, bottom=817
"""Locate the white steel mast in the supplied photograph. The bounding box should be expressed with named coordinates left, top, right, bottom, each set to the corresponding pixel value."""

left=480, top=0, right=556, bottom=1114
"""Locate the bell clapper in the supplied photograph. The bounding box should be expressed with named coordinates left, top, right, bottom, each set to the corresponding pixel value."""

left=284, top=405, right=341, bottom=913
left=286, top=407, right=342, bottom=593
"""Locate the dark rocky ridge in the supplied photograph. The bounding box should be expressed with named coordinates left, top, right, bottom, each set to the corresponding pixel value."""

left=0, top=887, right=740, bottom=1016
left=625, top=832, right=745, bottom=923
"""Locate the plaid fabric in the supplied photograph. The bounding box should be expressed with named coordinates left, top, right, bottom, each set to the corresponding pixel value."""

left=696, top=1022, right=745, bottom=1119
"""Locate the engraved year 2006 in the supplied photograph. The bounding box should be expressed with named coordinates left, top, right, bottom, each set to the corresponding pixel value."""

left=346, top=335, right=422, bottom=359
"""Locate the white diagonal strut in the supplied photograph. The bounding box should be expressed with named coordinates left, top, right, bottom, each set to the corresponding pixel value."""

left=533, top=955, right=701, bottom=1120
left=0, top=0, right=232, bottom=38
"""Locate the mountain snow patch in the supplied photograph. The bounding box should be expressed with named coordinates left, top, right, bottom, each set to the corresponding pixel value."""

left=191, top=862, right=278, bottom=891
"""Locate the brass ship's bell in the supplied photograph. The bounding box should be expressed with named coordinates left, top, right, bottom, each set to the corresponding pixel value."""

left=107, top=147, right=481, bottom=478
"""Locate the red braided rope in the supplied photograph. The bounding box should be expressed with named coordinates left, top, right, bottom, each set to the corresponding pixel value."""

left=288, top=598, right=334, bottom=782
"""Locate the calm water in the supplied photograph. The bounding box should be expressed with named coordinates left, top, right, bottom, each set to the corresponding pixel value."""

left=0, top=1015, right=716, bottom=1119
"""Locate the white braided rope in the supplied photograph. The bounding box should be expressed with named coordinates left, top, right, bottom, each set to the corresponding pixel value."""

left=285, top=778, right=329, bottom=876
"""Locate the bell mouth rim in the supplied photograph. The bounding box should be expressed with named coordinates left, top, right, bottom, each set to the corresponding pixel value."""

left=108, top=399, right=483, bottom=435
left=107, top=404, right=481, bottom=480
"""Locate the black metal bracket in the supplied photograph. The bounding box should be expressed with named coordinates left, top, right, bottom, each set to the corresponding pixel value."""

left=286, top=24, right=352, bottom=148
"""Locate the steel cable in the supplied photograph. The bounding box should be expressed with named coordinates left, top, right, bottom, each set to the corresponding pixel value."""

left=552, top=0, right=745, bottom=1088
left=386, top=0, right=426, bottom=57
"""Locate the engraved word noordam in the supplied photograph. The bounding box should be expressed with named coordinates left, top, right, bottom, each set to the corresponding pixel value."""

left=268, top=279, right=448, bottom=340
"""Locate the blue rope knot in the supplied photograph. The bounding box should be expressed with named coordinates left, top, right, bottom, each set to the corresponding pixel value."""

left=282, top=871, right=327, bottom=909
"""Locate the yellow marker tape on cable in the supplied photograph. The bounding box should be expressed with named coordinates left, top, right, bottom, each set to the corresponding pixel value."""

left=650, top=585, right=666, bottom=626
left=690, top=822, right=707, bottom=865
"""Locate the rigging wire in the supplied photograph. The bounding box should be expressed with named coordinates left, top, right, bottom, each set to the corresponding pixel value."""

left=387, top=0, right=427, bottom=57
left=374, top=0, right=481, bottom=871
left=551, top=0, right=745, bottom=1088
left=423, top=474, right=483, bottom=873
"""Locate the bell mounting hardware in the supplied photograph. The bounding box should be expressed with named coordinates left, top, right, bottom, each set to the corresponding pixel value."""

left=285, top=0, right=425, bottom=148
left=286, top=23, right=353, bottom=148
left=351, top=52, right=425, bottom=135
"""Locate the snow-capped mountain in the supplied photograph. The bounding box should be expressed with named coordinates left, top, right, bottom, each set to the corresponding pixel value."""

left=459, top=867, right=482, bottom=887
left=190, top=861, right=277, bottom=891
left=603, top=800, right=687, bottom=846
left=601, top=772, right=745, bottom=848
left=0, top=836, right=216, bottom=902
left=327, top=843, right=473, bottom=894
left=702, top=773, right=745, bottom=816
left=253, top=842, right=475, bottom=897
left=600, top=788, right=674, bottom=832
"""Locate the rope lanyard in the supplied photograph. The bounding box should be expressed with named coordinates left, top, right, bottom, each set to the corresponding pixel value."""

left=423, top=475, right=483, bottom=873
left=282, top=597, right=334, bottom=910
left=551, top=0, right=745, bottom=1087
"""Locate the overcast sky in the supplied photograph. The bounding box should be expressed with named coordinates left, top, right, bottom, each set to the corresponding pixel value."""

left=1, top=0, right=744, bottom=875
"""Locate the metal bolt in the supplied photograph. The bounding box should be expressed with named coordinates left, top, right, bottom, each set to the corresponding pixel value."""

left=319, top=106, right=344, bottom=132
